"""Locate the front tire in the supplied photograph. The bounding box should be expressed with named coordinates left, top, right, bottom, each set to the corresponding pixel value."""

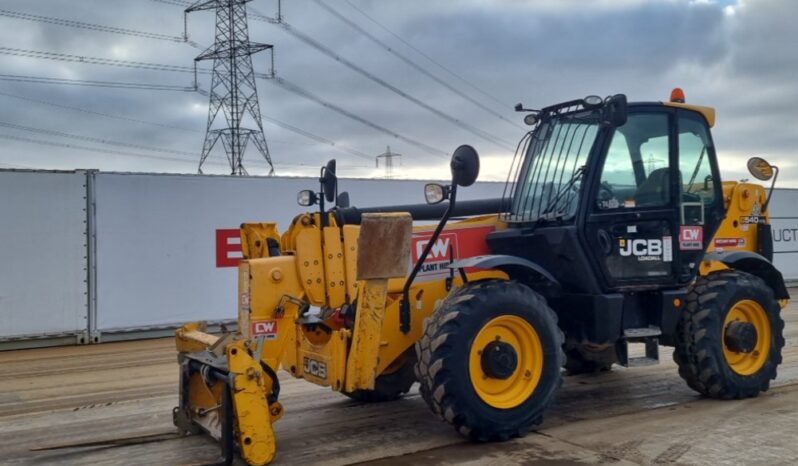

left=343, top=351, right=416, bottom=402
left=674, top=270, right=785, bottom=399
left=415, top=280, right=564, bottom=441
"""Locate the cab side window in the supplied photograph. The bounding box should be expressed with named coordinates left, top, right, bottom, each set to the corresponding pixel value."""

left=596, top=114, right=670, bottom=210
left=678, top=113, right=717, bottom=224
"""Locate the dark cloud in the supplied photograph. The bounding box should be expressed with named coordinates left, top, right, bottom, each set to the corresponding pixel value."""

left=0, top=0, right=794, bottom=184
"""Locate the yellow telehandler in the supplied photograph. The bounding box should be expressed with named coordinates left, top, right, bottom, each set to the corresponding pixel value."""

left=173, top=89, right=788, bottom=465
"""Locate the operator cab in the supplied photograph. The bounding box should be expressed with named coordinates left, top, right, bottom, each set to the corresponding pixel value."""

left=491, top=90, right=725, bottom=294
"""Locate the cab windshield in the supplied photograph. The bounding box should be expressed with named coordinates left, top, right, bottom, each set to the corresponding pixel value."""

left=508, top=111, right=601, bottom=222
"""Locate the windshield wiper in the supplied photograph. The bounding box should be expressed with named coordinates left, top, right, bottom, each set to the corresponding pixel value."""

left=540, top=165, right=586, bottom=218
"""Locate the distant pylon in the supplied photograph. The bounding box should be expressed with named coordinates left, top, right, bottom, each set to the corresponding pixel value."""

left=186, top=0, right=275, bottom=176
left=376, top=146, right=402, bottom=179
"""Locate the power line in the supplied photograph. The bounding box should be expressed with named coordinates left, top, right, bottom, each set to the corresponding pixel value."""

left=0, top=73, right=196, bottom=91
left=152, top=0, right=512, bottom=150
left=275, top=20, right=514, bottom=151
left=0, top=120, right=198, bottom=157
left=0, top=8, right=201, bottom=48
left=342, top=0, right=512, bottom=111
left=258, top=113, right=373, bottom=161
left=272, top=76, right=448, bottom=158
left=0, top=132, right=370, bottom=173
left=0, top=46, right=278, bottom=82
left=311, top=0, right=523, bottom=131
left=0, top=67, right=436, bottom=160
left=0, top=132, right=204, bottom=165
left=0, top=46, right=201, bottom=73
left=153, top=0, right=276, bottom=23
left=0, top=90, right=202, bottom=133
left=0, top=90, right=372, bottom=161
left=0, top=46, right=385, bottom=160
left=0, top=47, right=445, bottom=158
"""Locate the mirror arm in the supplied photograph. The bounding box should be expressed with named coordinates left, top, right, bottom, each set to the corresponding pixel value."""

left=763, top=165, right=779, bottom=212
left=399, top=184, right=458, bottom=334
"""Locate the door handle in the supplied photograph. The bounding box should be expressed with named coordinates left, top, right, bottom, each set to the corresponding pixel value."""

left=597, top=229, right=613, bottom=255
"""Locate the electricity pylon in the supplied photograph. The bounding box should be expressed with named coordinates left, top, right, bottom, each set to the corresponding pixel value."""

left=186, top=0, right=275, bottom=175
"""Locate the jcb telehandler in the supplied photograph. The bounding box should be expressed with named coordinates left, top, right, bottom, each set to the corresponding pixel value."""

left=174, top=89, right=788, bottom=465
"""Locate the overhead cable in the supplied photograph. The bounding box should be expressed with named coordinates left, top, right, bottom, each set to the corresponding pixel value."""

left=342, top=0, right=512, bottom=110
left=0, top=8, right=201, bottom=48
left=312, top=0, right=522, bottom=131
left=0, top=120, right=198, bottom=156
left=0, top=133, right=369, bottom=173
left=272, top=76, right=448, bottom=158
left=0, top=73, right=196, bottom=91
left=276, top=20, right=514, bottom=151
left=0, top=91, right=373, bottom=162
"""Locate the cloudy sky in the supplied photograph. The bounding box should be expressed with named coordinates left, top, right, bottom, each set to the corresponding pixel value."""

left=0, top=0, right=794, bottom=183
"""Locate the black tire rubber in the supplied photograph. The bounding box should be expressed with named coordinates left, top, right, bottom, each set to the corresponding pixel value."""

left=673, top=270, right=785, bottom=399
left=563, top=343, right=616, bottom=375
left=414, top=279, right=565, bottom=441
left=343, top=351, right=416, bottom=402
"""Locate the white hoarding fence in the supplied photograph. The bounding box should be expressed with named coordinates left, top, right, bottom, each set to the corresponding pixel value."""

left=766, top=189, right=798, bottom=282
left=92, top=173, right=503, bottom=334
left=3, top=168, right=798, bottom=349
left=0, top=170, right=90, bottom=347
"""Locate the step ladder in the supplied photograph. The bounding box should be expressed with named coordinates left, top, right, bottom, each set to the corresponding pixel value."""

left=617, top=326, right=661, bottom=367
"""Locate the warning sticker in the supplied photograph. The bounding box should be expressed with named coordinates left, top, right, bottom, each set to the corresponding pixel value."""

left=714, top=237, right=745, bottom=248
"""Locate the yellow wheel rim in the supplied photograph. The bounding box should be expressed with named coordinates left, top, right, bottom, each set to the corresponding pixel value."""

left=468, top=315, right=543, bottom=409
left=723, top=299, right=771, bottom=376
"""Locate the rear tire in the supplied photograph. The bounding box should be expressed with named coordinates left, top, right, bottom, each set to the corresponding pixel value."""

left=674, top=270, right=784, bottom=399
left=415, top=280, right=564, bottom=441
left=344, top=351, right=416, bottom=402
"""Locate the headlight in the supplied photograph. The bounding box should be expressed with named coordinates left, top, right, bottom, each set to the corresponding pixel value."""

left=524, top=114, right=539, bottom=126
left=424, top=183, right=447, bottom=205
left=297, top=189, right=317, bottom=206
left=584, top=95, right=603, bottom=107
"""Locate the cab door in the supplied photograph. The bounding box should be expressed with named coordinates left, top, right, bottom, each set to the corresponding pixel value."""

left=582, top=109, right=682, bottom=289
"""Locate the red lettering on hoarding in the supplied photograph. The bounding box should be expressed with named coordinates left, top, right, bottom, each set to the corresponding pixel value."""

left=216, top=228, right=242, bottom=268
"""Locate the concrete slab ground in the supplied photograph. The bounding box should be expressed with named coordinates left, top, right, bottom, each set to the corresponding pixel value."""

left=0, top=299, right=796, bottom=466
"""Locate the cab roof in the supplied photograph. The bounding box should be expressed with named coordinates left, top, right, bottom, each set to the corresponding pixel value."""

left=662, top=101, right=716, bottom=127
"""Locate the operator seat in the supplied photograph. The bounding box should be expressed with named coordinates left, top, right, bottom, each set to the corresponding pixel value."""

left=634, top=167, right=670, bottom=207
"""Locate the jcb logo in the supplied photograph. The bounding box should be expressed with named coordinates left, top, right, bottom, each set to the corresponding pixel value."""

left=251, top=320, right=277, bottom=339
left=619, top=239, right=662, bottom=257
left=303, top=357, right=327, bottom=379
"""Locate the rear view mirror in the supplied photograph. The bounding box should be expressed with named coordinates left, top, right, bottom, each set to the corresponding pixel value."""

left=321, top=159, right=337, bottom=203
left=747, top=157, right=774, bottom=181
left=601, top=94, right=628, bottom=127
left=424, top=183, right=448, bottom=204
left=450, top=145, right=480, bottom=187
